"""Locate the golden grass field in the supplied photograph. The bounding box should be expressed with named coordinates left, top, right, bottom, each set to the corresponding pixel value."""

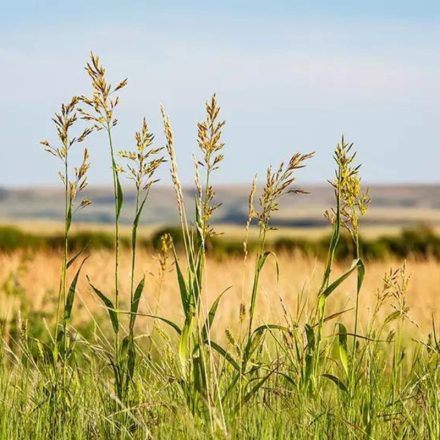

left=2, top=248, right=439, bottom=341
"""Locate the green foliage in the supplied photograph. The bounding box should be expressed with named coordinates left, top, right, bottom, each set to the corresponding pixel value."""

left=0, top=226, right=45, bottom=251
left=4, top=225, right=440, bottom=261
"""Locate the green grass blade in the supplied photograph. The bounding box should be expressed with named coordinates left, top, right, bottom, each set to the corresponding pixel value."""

left=322, top=373, right=348, bottom=393
left=208, top=340, right=240, bottom=371
left=66, top=247, right=87, bottom=269
left=178, top=318, right=193, bottom=374
left=145, top=314, right=182, bottom=335
left=173, top=250, right=190, bottom=317
left=201, top=286, right=231, bottom=340
left=319, top=258, right=363, bottom=300
left=64, top=257, right=88, bottom=323
left=116, top=174, right=124, bottom=220
left=239, top=369, right=275, bottom=408
left=337, top=322, right=349, bottom=376
left=130, top=276, right=145, bottom=330
left=66, top=203, right=72, bottom=233
left=88, top=278, right=119, bottom=334
left=132, top=197, right=147, bottom=245
left=252, top=324, right=288, bottom=336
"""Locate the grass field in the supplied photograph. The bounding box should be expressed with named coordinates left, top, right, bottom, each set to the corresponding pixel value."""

left=1, top=54, right=440, bottom=439
left=1, top=249, right=439, bottom=340
left=1, top=247, right=440, bottom=438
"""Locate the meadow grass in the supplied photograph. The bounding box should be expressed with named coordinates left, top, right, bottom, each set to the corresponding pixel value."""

left=0, top=53, right=439, bottom=439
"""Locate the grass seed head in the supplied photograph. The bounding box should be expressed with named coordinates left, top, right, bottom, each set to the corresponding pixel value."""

left=160, top=104, right=186, bottom=220
left=195, top=94, right=226, bottom=239
left=41, top=96, right=92, bottom=211
left=119, top=117, right=165, bottom=191
left=79, top=52, right=127, bottom=131
left=327, top=136, right=370, bottom=235
left=256, top=152, right=314, bottom=231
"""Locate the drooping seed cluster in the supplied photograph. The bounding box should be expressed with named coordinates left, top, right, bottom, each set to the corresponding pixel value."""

left=251, top=152, right=315, bottom=231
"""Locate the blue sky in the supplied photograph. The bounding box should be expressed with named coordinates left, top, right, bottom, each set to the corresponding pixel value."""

left=1, top=1, right=440, bottom=186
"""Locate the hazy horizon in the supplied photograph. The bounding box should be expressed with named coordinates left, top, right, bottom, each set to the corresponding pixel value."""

left=3, top=181, right=440, bottom=191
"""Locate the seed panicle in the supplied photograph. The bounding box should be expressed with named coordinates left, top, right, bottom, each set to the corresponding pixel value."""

left=119, top=117, right=165, bottom=192
left=252, top=152, right=315, bottom=231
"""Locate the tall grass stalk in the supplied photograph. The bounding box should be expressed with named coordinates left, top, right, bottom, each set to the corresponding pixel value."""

left=41, top=96, right=92, bottom=365
left=159, top=96, right=230, bottom=430
left=243, top=153, right=313, bottom=371
left=313, top=137, right=367, bottom=393
left=79, top=53, right=128, bottom=400
left=119, top=118, right=164, bottom=394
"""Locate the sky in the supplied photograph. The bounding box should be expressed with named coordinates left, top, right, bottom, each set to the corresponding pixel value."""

left=1, top=1, right=440, bottom=187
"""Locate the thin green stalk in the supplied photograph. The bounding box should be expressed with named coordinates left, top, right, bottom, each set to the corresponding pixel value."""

left=55, top=158, right=69, bottom=353
left=198, top=167, right=211, bottom=393
left=351, top=233, right=361, bottom=366
left=130, top=190, right=140, bottom=309
left=319, top=187, right=341, bottom=296
left=106, top=123, right=120, bottom=357
left=196, top=163, right=226, bottom=430
left=60, top=158, right=70, bottom=392
left=314, top=181, right=341, bottom=384
left=246, top=227, right=267, bottom=346
left=61, top=158, right=70, bottom=357
left=127, top=188, right=141, bottom=392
